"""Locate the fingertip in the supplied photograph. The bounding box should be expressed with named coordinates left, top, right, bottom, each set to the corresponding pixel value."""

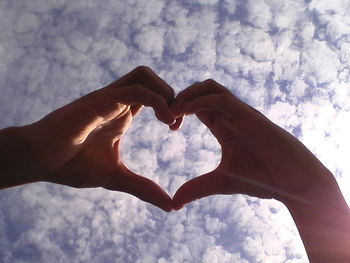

left=166, top=116, right=177, bottom=125
left=169, top=116, right=183, bottom=131
left=172, top=188, right=189, bottom=210
left=109, top=166, right=175, bottom=213
left=151, top=98, right=177, bottom=125
left=144, top=194, right=174, bottom=213
left=154, top=110, right=176, bottom=125
left=172, top=171, right=221, bottom=207
left=146, top=192, right=174, bottom=212
left=172, top=202, right=185, bottom=211
left=163, top=206, right=174, bottom=212
left=161, top=195, right=175, bottom=212
left=169, top=124, right=178, bottom=131
left=163, top=115, right=176, bottom=126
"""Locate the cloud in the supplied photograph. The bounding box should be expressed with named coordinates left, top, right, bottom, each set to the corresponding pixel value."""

left=300, top=40, right=340, bottom=85
left=245, top=0, right=272, bottom=31
left=0, top=0, right=349, bottom=262
left=133, top=26, right=165, bottom=58
left=202, top=246, right=246, bottom=263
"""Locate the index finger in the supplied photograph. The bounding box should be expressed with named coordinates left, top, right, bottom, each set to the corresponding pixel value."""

left=109, top=66, right=175, bottom=105
left=171, top=79, right=230, bottom=116
left=172, top=79, right=259, bottom=120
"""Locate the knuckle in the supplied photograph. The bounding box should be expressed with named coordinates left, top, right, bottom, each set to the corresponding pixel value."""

left=167, top=86, right=175, bottom=100
left=192, top=81, right=202, bottom=86
left=203, top=78, right=217, bottom=86
left=133, top=65, right=152, bottom=78
left=202, top=79, right=232, bottom=94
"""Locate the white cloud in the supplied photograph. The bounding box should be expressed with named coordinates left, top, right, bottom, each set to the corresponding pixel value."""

left=300, top=40, right=340, bottom=85
left=239, top=27, right=275, bottom=62
left=272, top=0, right=305, bottom=30
left=186, top=10, right=218, bottom=70
left=222, top=0, right=237, bottom=15
left=265, top=101, right=300, bottom=130
left=159, top=133, right=187, bottom=162
left=325, top=19, right=350, bottom=44
left=1, top=0, right=349, bottom=262
left=188, top=0, right=220, bottom=5
left=204, top=215, right=227, bottom=235
left=246, top=0, right=272, bottom=31
left=339, top=42, right=350, bottom=65
left=308, top=0, right=348, bottom=15
left=133, top=26, right=165, bottom=58
left=300, top=22, right=316, bottom=43
left=15, top=12, right=41, bottom=34
left=202, top=246, right=246, bottom=263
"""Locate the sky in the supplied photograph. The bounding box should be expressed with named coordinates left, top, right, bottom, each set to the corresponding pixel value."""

left=0, top=0, right=350, bottom=262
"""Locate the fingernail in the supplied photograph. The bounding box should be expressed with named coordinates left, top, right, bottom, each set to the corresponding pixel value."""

left=165, top=116, right=176, bottom=125
left=157, top=112, right=176, bottom=125
left=169, top=124, right=177, bottom=131
left=169, top=117, right=183, bottom=131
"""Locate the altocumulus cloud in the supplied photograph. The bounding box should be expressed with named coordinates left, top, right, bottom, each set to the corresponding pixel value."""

left=0, top=0, right=350, bottom=262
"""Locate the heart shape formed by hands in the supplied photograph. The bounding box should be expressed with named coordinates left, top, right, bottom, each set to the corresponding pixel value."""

left=170, top=79, right=331, bottom=211
left=11, top=65, right=347, bottom=263
left=22, top=66, right=330, bottom=213
left=22, top=66, right=180, bottom=211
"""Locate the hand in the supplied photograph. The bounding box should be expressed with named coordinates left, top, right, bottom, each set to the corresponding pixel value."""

left=20, top=66, right=180, bottom=211
left=172, top=79, right=334, bottom=209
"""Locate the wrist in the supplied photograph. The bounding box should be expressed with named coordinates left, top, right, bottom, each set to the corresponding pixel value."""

left=0, top=126, right=46, bottom=189
left=282, top=171, right=349, bottom=212
left=282, top=172, right=350, bottom=262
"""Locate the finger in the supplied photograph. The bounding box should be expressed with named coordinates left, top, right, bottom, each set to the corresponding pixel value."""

left=108, top=85, right=175, bottom=125
left=172, top=79, right=230, bottom=117
left=88, top=110, right=133, bottom=142
left=180, top=94, right=249, bottom=141
left=110, top=66, right=175, bottom=104
left=44, top=84, right=175, bottom=144
left=105, top=166, right=173, bottom=212
left=182, top=93, right=243, bottom=121
left=173, top=170, right=231, bottom=210
left=130, top=104, right=143, bottom=116
left=169, top=115, right=184, bottom=131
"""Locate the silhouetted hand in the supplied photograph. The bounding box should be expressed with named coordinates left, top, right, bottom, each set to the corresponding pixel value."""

left=21, top=66, right=180, bottom=211
left=171, top=79, right=350, bottom=262
left=172, top=79, right=334, bottom=208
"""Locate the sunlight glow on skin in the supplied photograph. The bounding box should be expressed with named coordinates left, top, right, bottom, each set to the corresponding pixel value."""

left=0, top=0, right=349, bottom=262
left=338, top=177, right=350, bottom=206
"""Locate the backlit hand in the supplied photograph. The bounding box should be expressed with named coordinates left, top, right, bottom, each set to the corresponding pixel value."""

left=172, top=80, right=333, bottom=209
left=22, top=66, right=180, bottom=211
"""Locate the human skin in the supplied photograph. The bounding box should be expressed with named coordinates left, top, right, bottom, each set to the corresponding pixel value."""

left=1, top=68, right=350, bottom=261
left=0, top=66, right=182, bottom=212
left=171, top=79, right=350, bottom=262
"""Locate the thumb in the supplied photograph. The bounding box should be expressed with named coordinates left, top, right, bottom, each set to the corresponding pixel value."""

left=173, top=170, right=230, bottom=210
left=105, top=164, right=174, bottom=212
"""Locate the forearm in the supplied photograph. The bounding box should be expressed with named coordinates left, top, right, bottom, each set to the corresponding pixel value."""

left=284, top=174, right=350, bottom=262
left=0, top=126, right=45, bottom=189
